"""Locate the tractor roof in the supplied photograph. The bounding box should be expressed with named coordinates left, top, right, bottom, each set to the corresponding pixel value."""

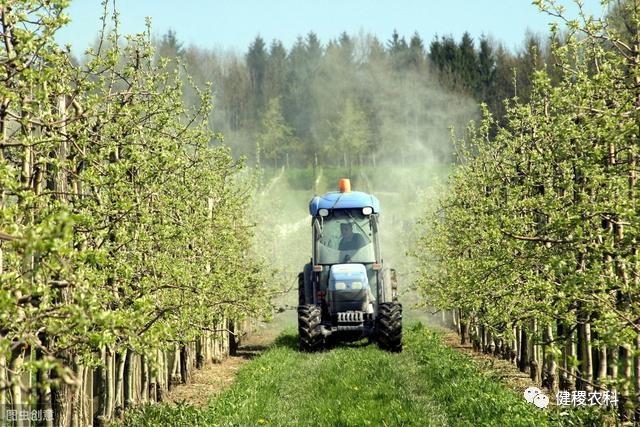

left=309, top=191, right=381, bottom=216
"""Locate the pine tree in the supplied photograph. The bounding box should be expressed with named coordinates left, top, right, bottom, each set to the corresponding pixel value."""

left=158, top=29, right=184, bottom=58
left=388, top=29, right=409, bottom=69
left=265, top=39, right=288, bottom=103
left=246, top=35, right=268, bottom=122
left=409, top=32, right=426, bottom=71
left=338, top=31, right=354, bottom=66
left=476, top=36, right=496, bottom=101
left=457, top=32, right=479, bottom=92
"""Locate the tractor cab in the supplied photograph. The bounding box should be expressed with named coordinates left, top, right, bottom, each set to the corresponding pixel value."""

left=298, top=179, right=402, bottom=352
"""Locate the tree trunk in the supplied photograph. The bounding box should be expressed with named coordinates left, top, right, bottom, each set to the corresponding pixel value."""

left=619, top=344, right=633, bottom=422
left=510, top=325, right=518, bottom=364
left=196, top=336, right=204, bottom=369
left=157, top=349, right=167, bottom=401
left=10, top=348, right=25, bottom=427
left=635, top=335, right=640, bottom=423
left=51, top=355, right=76, bottom=427
left=542, top=324, right=557, bottom=392
left=452, top=309, right=459, bottom=333
left=564, top=325, right=576, bottom=391
left=37, top=363, right=53, bottom=427
left=141, top=355, right=149, bottom=404
left=0, top=348, right=6, bottom=425
left=488, top=330, right=496, bottom=354
left=607, top=344, right=618, bottom=398
left=597, top=344, right=607, bottom=390
left=98, top=347, right=115, bottom=425
left=123, top=349, right=134, bottom=409
left=459, top=312, right=468, bottom=345
left=170, top=344, right=181, bottom=387
left=519, top=327, right=529, bottom=373
left=114, top=349, right=126, bottom=418
left=229, top=321, right=238, bottom=356
left=180, top=345, right=191, bottom=384
left=529, top=319, right=540, bottom=383
left=72, top=359, right=82, bottom=427
left=578, top=319, right=593, bottom=391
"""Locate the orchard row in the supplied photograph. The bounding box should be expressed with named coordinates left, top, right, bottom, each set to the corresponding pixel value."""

left=0, top=2, right=269, bottom=425
left=416, top=1, right=640, bottom=423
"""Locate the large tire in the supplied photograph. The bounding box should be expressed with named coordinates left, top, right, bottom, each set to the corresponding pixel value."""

left=376, top=302, right=402, bottom=352
left=298, top=304, right=323, bottom=352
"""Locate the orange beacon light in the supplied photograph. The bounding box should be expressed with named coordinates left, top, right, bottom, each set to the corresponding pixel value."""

left=338, top=178, right=351, bottom=193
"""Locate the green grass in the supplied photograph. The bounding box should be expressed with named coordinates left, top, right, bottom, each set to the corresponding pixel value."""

left=123, top=323, right=603, bottom=427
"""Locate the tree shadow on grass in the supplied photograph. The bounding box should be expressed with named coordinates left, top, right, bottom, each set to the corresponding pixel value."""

left=239, top=331, right=377, bottom=358
left=235, top=332, right=299, bottom=359
left=235, top=344, right=268, bottom=359
left=273, top=332, right=374, bottom=352
left=326, top=338, right=373, bottom=350
left=272, top=333, right=299, bottom=350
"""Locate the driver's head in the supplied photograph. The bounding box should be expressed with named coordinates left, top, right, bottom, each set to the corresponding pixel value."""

left=340, top=222, right=354, bottom=239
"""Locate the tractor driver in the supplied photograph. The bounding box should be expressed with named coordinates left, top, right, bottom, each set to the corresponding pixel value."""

left=339, top=222, right=366, bottom=251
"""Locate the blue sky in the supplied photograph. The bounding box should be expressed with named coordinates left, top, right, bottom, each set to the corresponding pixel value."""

left=56, top=1, right=607, bottom=55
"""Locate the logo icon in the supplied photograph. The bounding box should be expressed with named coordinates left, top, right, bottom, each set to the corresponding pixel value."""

left=523, top=386, right=549, bottom=409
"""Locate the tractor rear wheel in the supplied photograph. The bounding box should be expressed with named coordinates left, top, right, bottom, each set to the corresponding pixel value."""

left=298, top=305, right=323, bottom=352
left=376, top=302, right=402, bottom=352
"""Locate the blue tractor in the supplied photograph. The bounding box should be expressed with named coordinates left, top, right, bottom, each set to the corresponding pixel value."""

left=298, top=179, right=402, bottom=352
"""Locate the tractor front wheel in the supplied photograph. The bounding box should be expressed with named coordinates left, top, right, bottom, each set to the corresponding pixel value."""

left=298, top=305, right=323, bottom=352
left=376, top=302, right=402, bottom=352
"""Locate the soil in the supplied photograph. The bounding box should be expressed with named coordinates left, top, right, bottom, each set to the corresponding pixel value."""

left=167, top=354, right=247, bottom=406
left=440, top=329, right=540, bottom=397
left=167, top=324, right=282, bottom=407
